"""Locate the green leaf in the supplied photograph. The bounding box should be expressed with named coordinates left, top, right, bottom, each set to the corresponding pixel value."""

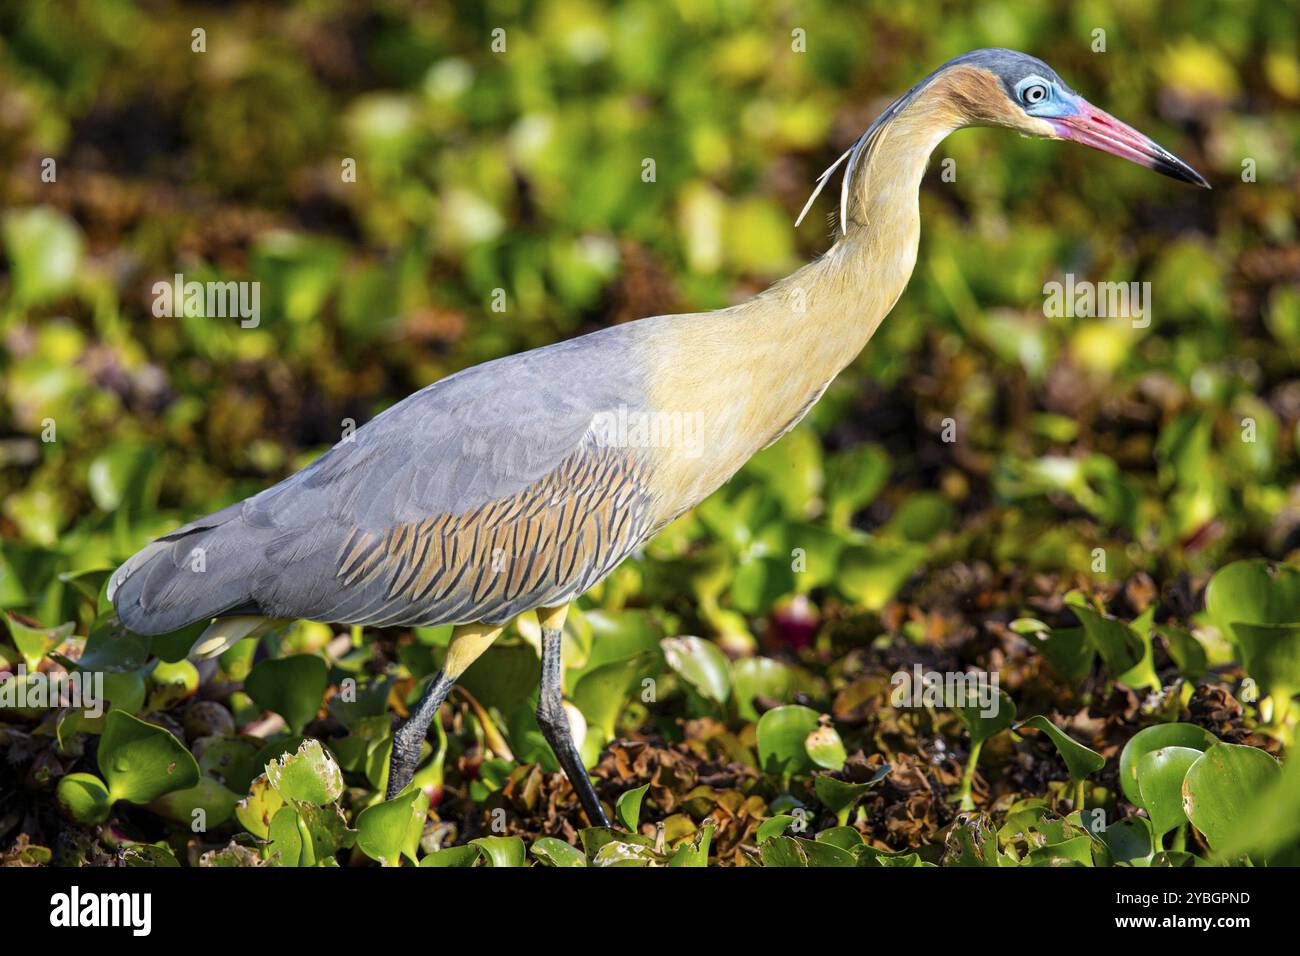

left=572, top=652, right=651, bottom=750
left=756, top=814, right=795, bottom=843
left=87, top=443, right=160, bottom=513
left=668, top=822, right=714, bottom=867
left=356, top=787, right=429, bottom=867
left=813, top=763, right=890, bottom=813
left=419, top=845, right=481, bottom=867
left=2, top=206, right=84, bottom=306
left=1136, top=747, right=1202, bottom=837
left=1205, top=560, right=1300, bottom=645
left=884, top=492, right=954, bottom=543
left=1118, top=723, right=1218, bottom=807
left=4, top=613, right=74, bottom=669
left=615, top=783, right=649, bottom=832
left=1154, top=625, right=1208, bottom=680
left=244, top=654, right=328, bottom=734
left=1099, top=815, right=1155, bottom=866
left=1233, top=622, right=1300, bottom=703
left=756, top=704, right=821, bottom=777
left=469, top=836, right=527, bottom=867
left=1069, top=604, right=1145, bottom=679
left=148, top=777, right=240, bottom=829
left=1023, top=835, right=1095, bottom=867
left=56, top=772, right=112, bottom=825
left=660, top=636, right=730, bottom=703
left=1182, top=743, right=1281, bottom=853
left=266, top=806, right=304, bottom=866
left=956, top=688, right=1016, bottom=747
left=265, top=739, right=344, bottom=806
left=1027, top=626, right=1094, bottom=681
left=804, top=723, right=847, bottom=771
left=731, top=656, right=793, bottom=721
left=1016, top=715, right=1104, bottom=783
left=98, top=711, right=200, bottom=805
left=530, top=837, right=588, bottom=867
left=837, top=539, right=927, bottom=610
left=235, top=774, right=286, bottom=840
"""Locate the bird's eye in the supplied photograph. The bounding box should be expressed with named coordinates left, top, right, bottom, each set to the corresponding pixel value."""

left=1021, top=84, right=1048, bottom=105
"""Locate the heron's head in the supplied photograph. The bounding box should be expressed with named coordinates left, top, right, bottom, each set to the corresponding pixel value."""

left=950, top=48, right=1208, bottom=187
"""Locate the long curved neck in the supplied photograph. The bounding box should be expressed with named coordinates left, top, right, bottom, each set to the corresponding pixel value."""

left=642, top=74, right=977, bottom=514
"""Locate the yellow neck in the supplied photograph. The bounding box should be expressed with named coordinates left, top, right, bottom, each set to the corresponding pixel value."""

left=642, top=72, right=978, bottom=518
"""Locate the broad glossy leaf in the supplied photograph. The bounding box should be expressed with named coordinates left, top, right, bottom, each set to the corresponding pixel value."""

left=265, top=739, right=344, bottom=806
left=4, top=612, right=73, bottom=668
left=56, top=772, right=112, bottom=825
left=356, top=787, right=429, bottom=866
left=470, top=835, right=527, bottom=867
left=1118, top=723, right=1217, bottom=807
left=615, top=783, right=649, bottom=832
left=1182, top=743, right=1281, bottom=853
left=1136, top=747, right=1201, bottom=837
left=731, top=656, right=793, bottom=721
left=1017, top=715, right=1104, bottom=782
left=1233, top=622, right=1300, bottom=702
left=957, top=688, right=1016, bottom=747
left=98, top=711, right=200, bottom=805
left=756, top=704, right=820, bottom=777
left=804, top=723, right=846, bottom=770
left=1205, top=559, right=1300, bottom=645
left=530, top=837, right=587, bottom=867
left=660, top=635, right=730, bottom=703
left=244, top=654, right=328, bottom=734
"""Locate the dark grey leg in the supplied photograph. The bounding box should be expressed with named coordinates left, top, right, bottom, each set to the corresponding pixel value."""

left=386, top=670, right=455, bottom=800
left=537, top=625, right=611, bottom=827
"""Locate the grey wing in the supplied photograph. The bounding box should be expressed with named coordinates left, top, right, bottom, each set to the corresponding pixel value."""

left=111, top=327, right=659, bottom=633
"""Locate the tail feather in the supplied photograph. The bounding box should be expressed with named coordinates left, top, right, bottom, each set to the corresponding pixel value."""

left=110, top=503, right=265, bottom=636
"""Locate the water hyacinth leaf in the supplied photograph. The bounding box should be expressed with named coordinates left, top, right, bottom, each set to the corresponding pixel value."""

left=884, top=492, right=955, bottom=544
left=957, top=688, right=1016, bottom=747
left=122, top=845, right=181, bottom=867
left=1182, top=743, right=1281, bottom=853
left=825, top=444, right=890, bottom=529
left=836, top=539, right=927, bottom=610
left=756, top=814, right=795, bottom=844
left=1069, top=604, right=1144, bottom=678
left=1118, top=723, right=1218, bottom=807
left=756, top=704, right=821, bottom=777
left=1099, top=815, right=1155, bottom=866
left=1027, top=626, right=1094, bottom=681
left=244, top=654, right=328, bottom=733
left=616, top=783, right=650, bottom=832
left=1153, top=625, right=1208, bottom=680
left=2, top=206, right=84, bottom=306
left=1023, top=835, right=1095, bottom=867
left=1016, top=716, right=1104, bottom=782
left=1136, top=747, right=1202, bottom=837
left=419, top=845, right=481, bottom=867
left=530, top=837, right=588, bottom=867
left=816, top=826, right=865, bottom=851
left=4, top=612, right=74, bottom=668
left=581, top=609, right=663, bottom=672
left=668, top=822, right=714, bottom=867
left=1219, top=747, right=1300, bottom=862
left=78, top=622, right=151, bottom=673
left=660, top=635, right=730, bottom=703
left=592, top=840, right=659, bottom=867
left=56, top=772, right=112, bottom=825
left=265, top=739, right=344, bottom=806
left=1205, top=559, right=1300, bottom=645
left=760, top=836, right=809, bottom=867
left=470, top=835, right=527, bottom=867
left=572, top=654, right=651, bottom=764
left=148, top=777, right=241, bottom=829
left=1232, top=622, right=1300, bottom=706
left=296, top=802, right=357, bottom=861
left=236, top=774, right=286, bottom=839
left=98, top=711, right=200, bottom=805
left=731, top=656, right=793, bottom=721
left=356, top=786, right=429, bottom=866
left=804, top=723, right=847, bottom=771
left=814, top=762, right=890, bottom=815
left=267, top=806, right=304, bottom=866
left=87, top=443, right=161, bottom=513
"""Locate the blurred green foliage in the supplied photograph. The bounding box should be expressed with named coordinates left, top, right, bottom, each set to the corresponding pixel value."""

left=1, top=0, right=1299, bottom=866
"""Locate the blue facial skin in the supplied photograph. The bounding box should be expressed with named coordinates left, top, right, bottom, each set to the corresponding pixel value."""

left=1014, top=75, right=1082, bottom=119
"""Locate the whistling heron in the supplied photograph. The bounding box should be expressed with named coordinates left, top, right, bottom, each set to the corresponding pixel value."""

left=109, top=49, right=1207, bottom=828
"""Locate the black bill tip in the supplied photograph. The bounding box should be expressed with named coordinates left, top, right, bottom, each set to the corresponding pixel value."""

left=1151, top=149, right=1211, bottom=189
